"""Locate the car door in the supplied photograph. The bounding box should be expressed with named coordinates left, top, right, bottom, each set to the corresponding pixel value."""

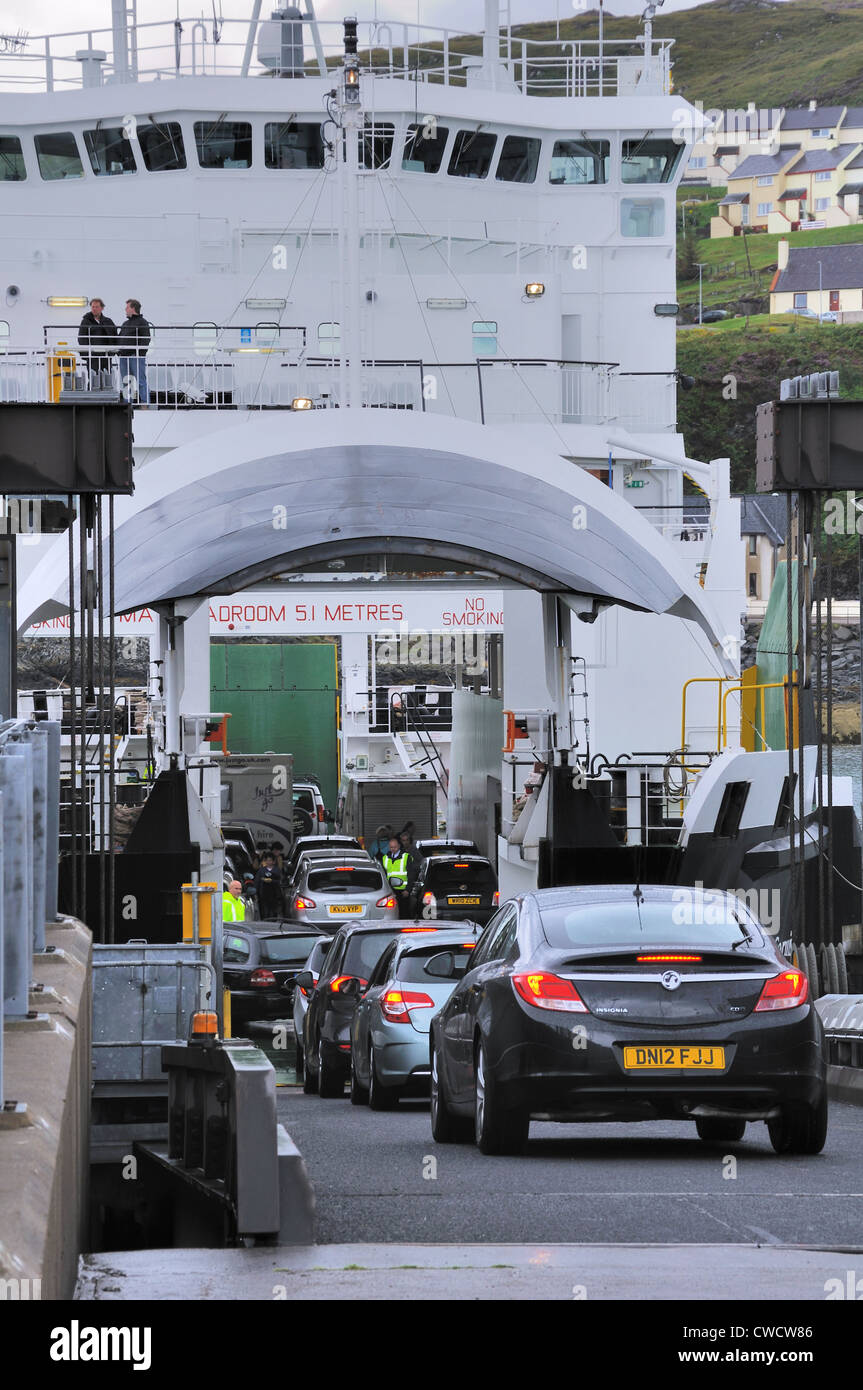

left=354, top=939, right=399, bottom=1082
left=445, top=905, right=518, bottom=1103
left=306, top=933, right=345, bottom=1054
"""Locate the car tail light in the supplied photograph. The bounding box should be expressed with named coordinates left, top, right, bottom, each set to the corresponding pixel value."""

left=512, top=972, right=589, bottom=1013
left=401, top=926, right=436, bottom=932
left=453, top=863, right=469, bottom=868
left=377, top=894, right=397, bottom=909
left=754, top=969, right=809, bottom=1013
left=330, top=975, right=367, bottom=993
left=318, top=805, right=325, bottom=821
left=250, top=968, right=276, bottom=987
left=380, top=989, right=436, bottom=1022
left=294, top=895, right=316, bottom=910
left=637, top=954, right=702, bottom=963
left=492, top=890, right=499, bottom=906
left=422, top=892, right=435, bottom=906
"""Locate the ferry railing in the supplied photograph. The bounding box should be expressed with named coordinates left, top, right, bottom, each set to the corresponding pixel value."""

left=0, top=15, right=673, bottom=98
left=7, top=343, right=653, bottom=427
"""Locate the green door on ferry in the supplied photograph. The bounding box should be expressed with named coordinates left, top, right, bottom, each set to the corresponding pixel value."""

left=210, top=642, right=339, bottom=816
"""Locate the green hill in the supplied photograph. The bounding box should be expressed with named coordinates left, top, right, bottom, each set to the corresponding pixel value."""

left=515, top=0, right=863, bottom=110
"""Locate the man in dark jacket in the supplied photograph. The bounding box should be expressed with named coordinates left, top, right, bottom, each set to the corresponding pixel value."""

left=118, top=298, right=152, bottom=406
left=77, top=298, right=117, bottom=385
left=253, top=852, right=284, bottom=920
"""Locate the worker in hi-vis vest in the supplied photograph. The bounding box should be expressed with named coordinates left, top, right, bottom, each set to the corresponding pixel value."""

left=382, top=836, right=412, bottom=918
left=222, top=880, right=246, bottom=923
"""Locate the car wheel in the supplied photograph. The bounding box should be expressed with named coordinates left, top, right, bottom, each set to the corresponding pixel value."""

left=474, top=1040, right=528, bottom=1156
left=368, top=1043, right=398, bottom=1110
left=317, top=1040, right=345, bottom=1098
left=767, top=1091, right=828, bottom=1155
left=302, top=1040, right=317, bottom=1094
left=430, top=1042, right=470, bottom=1143
left=695, top=1117, right=746, bottom=1143
left=350, top=1055, right=368, bottom=1106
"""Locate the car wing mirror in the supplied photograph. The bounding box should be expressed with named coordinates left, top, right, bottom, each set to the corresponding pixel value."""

left=295, top=970, right=316, bottom=991
left=340, top=976, right=363, bottom=999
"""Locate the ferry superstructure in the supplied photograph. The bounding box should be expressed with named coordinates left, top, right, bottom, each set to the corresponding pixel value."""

left=2, top=2, right=844, bottom=935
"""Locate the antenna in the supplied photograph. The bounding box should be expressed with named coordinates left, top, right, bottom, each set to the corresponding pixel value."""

left=0, top=29, right=29, bottom=54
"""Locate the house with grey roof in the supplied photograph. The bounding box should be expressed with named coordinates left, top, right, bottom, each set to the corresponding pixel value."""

left=769, top=242, right=863, bottom=321
left=710, top=103, right=863, bottom=237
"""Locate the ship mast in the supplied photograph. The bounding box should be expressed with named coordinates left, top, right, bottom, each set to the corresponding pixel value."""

left=338, top=16, right=362, bottom=411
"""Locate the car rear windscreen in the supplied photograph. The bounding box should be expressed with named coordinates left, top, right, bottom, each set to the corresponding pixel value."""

left=398, top=944, right=477, bottom=982
left=344, top=930, right=400, bottom=979
left=427, top=862, right=496, bottom=892
left=261, top=935, right=322, bottom=964
left=293, top=791, right=315, bottom=812
left=539, top=899, right=766, bottom=950
left=308, top=867, right=384, bottom=892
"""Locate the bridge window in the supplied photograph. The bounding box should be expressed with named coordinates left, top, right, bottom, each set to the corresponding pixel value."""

left=265, top=121, right=325, bottom=169
left=549, top=138, right=609, bottom=184
left=621, top=197, right=665, bottom=237
left=137, top=121, right=187, bottom=171
left=496, top=135, right=540, bottom=184
left=472, top=321, right=498, bottom=355
left=194, top=321, right=218, bottom=352
left=318, top=321, right=340, bottom=354
left=194, top=120, right=252, bottom=169
left=622, top=138, right=683, bottom=184
left=361, top=120, right=394, bottom=170
left=34, top=132, right=84, bottom=181
left=448, top=129, right=497, bottom=179
left=0, top=135, right=26, bottom=181
left=0, top=321, right=9, bottom=343
left=402, top=122, right=449, bottom=173
left=255, top=322, right=279, bottom=346
left=84, top=126, right=137, bottom=176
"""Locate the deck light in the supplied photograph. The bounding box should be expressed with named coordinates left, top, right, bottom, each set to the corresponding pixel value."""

left=291, top=396, right=314, bottom=410
left=47, top=296, right=88, bottom=308
left=524, top=282, right=545, bottom=298
left=654, top=303, right=680, bottom=317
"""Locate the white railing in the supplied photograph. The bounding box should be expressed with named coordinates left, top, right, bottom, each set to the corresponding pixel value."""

left=0, top=15, right=673, bottom=98
left=2, top=339, right=677, bottom=430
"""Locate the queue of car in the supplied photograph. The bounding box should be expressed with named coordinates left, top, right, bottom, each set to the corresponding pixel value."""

left=226, top=829, right=828, bottom=1160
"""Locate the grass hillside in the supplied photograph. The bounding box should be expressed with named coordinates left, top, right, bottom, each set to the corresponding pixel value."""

left=516, top=0, right=863, bottom=110
left=676, top=320, right=863, bottom=493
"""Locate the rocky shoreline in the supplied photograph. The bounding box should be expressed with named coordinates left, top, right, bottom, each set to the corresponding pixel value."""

left=743, top=620, right=862, bottom=743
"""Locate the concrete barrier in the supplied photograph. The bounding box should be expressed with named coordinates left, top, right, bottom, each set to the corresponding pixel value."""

left=0, top=918, right=91, bottom=1300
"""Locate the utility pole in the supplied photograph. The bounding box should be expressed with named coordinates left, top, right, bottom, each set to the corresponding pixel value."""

left=696, top=262, right=707, bottom=324
left=338, top=17, right=362, bottom=411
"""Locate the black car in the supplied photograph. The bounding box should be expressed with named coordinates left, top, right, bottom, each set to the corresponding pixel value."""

left=414, top=838, right=480, bottom=858
left=224, top=924, right=326, bottom=1032
left=284, top=834, right=362, bottom=885
left=430, top=884, right=827, bottom=1156
left=409, top=854, right=499, bottom=925
left=299, top=921, right=457, bottom=1097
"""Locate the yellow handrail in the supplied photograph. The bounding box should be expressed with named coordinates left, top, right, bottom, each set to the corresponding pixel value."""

left=721, top=677, right=799, bottom=751
left=680, top=676, right=736, bottom=768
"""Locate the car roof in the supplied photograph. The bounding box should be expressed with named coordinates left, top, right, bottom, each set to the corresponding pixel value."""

left=425, top=854, right=494, bottom=866
left=526, top=883, right=746, bottom=908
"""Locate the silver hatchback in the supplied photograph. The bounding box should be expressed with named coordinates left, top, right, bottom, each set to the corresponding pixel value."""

left=290, top=860, right=398, bottom=927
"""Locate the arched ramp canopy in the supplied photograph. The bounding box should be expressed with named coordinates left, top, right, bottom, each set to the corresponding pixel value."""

left=18, top=409, right=729, bottom=659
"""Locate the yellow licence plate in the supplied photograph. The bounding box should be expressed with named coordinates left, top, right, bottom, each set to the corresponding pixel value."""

left=623, top=1045, right=726, bottom=1071
left=328, top=904, right=363, bottom=914
left=448, top=896, right=481, bottom=905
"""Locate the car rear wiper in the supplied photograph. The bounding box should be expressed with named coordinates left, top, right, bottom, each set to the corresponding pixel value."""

left=730, top=914, right=754, bottom=950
